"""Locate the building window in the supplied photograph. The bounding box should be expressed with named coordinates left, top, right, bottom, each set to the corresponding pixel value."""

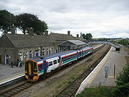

left=46, top=50, right=49, bottom=55
left=36, top=52, right=39, bottom=56
left=19, top=52, right=23, bottom=61
left=35, top=50, right=39, bottom=57
left=49, top=49, right=51, bottom=54
left=41, top=48, right=45, bottom=56
left=29, top=51, right=32, bottom=58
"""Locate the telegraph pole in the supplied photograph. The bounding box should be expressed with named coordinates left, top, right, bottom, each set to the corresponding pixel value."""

left=114, top=64, right=116, bottom=78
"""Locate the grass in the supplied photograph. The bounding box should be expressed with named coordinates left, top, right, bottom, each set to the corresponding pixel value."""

left=76, top=86, right=113, bottom=97
left=124, top=47, right=129, bottom=64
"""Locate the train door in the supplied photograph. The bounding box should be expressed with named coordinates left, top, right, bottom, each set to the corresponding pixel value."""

left=0, top=55, right=2, bottom=64
left=43, top=60, right=48, bottom=73
left=77, top=50, right=81, bottom=59
left=25, top=60, right=38, bottom=80
left=47, top=59, right=55, bottom=73
left=53, top=59, right=59, bottom=69
left=58, top=56, right=62, bottom=65
left=47, top=57, right=59, bottom=73
left=25, top=61, right=37, bottom=79
left=25, top=61, right=33, bottom=75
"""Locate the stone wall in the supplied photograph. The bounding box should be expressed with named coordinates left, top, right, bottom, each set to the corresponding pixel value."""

left=0, top=48, right=18, bottom=65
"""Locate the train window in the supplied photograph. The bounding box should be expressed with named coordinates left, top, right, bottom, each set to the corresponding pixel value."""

left=33, top=62, right=37, bottom=72
left=38, top=65, right=42, bottom=71
left=53, top=60, right=57, bottom=64
left=58, top=56, right=61, bottom=63
left=58, top=59, right=60, bottom=63
left=48, top=62, right=52, bottom=66
left=25, top=61, right=28, bottom=72
left=62, top=57, right=67, bottom=61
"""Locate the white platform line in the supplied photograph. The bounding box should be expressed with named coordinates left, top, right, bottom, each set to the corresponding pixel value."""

left=0, top=73, right=24, bottom=85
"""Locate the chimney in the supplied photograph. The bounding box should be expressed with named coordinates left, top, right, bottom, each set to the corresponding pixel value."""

left=67, top=31, right=70, bottom=35
left=45, top=31, right=48, bottom=36
left=11, top=24, right=16, bottom=35
left=80, top=32, right=83, bottom=38
left=76, top=34, right=79, bottom=38
left=28, top=27, right=33, bottom=35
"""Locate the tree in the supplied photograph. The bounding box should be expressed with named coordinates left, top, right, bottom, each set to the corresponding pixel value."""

left=0, top=10, right=16, bottom=34
left=16, top=13, right=48, bottom=35
left=32, top=20, right=48, bottom=35
left=118, top=39, right=129, bottom=46
left=82, top=33, right=92, bottom=40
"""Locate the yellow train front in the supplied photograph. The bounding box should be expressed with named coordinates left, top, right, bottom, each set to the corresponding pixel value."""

left=25, top=60, right=39, bottom=81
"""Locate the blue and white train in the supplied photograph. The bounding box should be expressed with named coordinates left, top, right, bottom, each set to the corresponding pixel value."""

left=25, top=46, right=93, bottom=81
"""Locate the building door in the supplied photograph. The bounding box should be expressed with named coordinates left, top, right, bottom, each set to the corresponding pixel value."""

left=0, top=55, right=2, bottom=64
left=5, top=55, right=9, bottom=64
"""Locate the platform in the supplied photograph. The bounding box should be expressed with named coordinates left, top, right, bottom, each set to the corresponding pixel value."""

left=0, top=64, right=24, bottom=85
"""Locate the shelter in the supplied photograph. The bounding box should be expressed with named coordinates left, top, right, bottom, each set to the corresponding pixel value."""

left=58, top=40, right=86, bottom=51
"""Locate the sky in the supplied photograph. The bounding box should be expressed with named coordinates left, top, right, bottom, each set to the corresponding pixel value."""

left=0, top=0, right=129, bottom=38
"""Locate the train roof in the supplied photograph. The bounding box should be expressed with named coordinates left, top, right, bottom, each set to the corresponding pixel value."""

left=30, top=46, right=93, bottom=62
left=45, top=50, right=76, bottom=59
left=81, top=46, right=93, bottom=50
left=31, top=50, right=76, bottom=62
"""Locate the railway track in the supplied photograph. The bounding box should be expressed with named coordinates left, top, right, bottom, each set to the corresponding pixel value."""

left=56, top=45, right=111, bottom=97
left=0, top=44, right=105, bottom=97
left=0, top=81, right=32, bottom=97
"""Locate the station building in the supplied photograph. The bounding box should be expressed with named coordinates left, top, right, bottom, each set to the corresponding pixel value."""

left=0, top=31, right=85, bottom=65
left=0, top=34, right=55, bottom=65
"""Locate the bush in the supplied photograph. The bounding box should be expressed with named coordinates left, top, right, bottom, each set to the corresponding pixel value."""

left=116, top=64, right=129, bottom=86
left=112, top=64, right=129, bottom=97
left=112, top=83, right=129, bottom=97
left=118, top=39, right=129, bottom=46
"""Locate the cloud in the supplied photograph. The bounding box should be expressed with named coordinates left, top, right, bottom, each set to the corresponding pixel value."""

left=0, top=0, right=129, bottom=38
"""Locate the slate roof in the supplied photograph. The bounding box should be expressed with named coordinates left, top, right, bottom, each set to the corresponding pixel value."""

left=50, top=33, right=76, bottom=41
left=0, top=35, right=14, bottom=48
left=0, top=34, right=54, bottom=48
left=49, top=33, right=82, bottom=45
left=0, top=33, right=86, bottom=48
left=58, top=40, right=86, bottom=46
left=67, top=40, right=86, bottom=45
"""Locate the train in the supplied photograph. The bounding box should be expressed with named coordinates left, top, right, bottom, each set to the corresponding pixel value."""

left=25, top=46, right=93, bottom=81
